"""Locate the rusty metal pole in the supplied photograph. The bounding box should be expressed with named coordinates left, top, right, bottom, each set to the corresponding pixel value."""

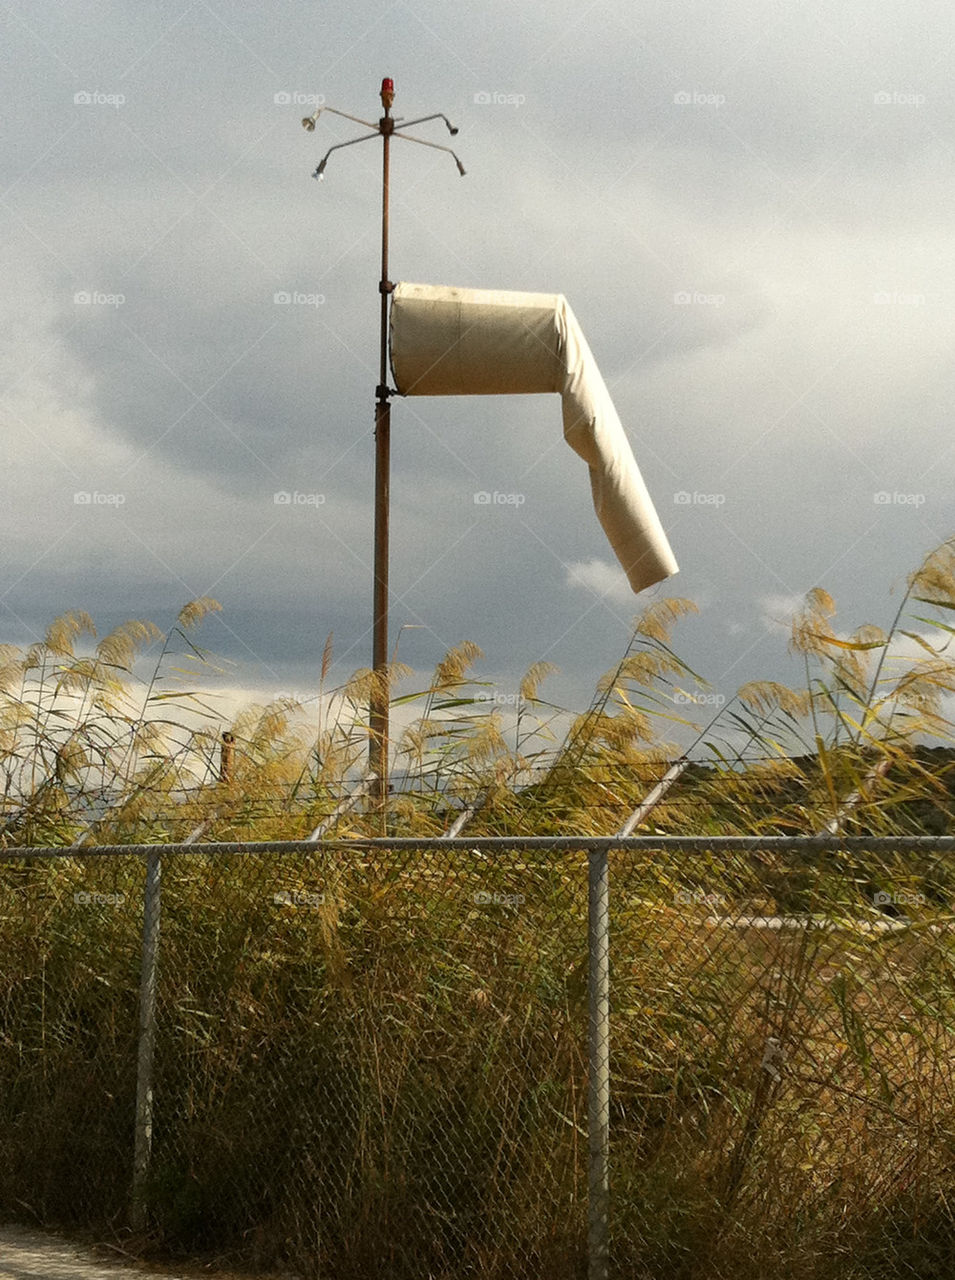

left=369, top=78, right=394, bottom=805
left=218, top=731, right=235, bottom=784
left=301, top=81, right=464, bottom=810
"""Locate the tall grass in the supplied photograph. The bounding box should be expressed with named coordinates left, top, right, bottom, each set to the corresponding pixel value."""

left=2, top=538, right=954, bottom=844
left=2, top=538, right=955, bottom=1277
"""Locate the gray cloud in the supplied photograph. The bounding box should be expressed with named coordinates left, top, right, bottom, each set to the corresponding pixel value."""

left=1, top=0, right=953, bottom=736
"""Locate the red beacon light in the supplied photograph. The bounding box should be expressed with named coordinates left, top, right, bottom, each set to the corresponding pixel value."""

left=380, top=77, right=395, bottom=110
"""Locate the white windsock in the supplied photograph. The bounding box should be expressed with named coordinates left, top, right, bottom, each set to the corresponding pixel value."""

left=389, top=282, right=678, bottom=594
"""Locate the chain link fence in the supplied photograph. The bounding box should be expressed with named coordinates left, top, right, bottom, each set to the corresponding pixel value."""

left=3, top=836, right=955, bottom=1278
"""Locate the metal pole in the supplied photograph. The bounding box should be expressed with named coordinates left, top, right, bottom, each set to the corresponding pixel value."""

left=615, top=760, right=688, bottom=838
left=218, top=731, right=235, bottom=784
left=131, top=849, right=161, bottom=1230
left=588, top=845, right=610, bottom=1279
left=129, top=812, right=218, bottom=1230
left=302, top=81, right=464, bottom=807
left=369, top=79, right=394, bottom=806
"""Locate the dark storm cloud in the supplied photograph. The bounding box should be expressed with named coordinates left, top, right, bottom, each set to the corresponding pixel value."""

left=2, top=0, right=953, bottom=720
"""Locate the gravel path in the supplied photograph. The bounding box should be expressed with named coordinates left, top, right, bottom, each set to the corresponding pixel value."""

left=0, top=1227, right=184, bottom=1280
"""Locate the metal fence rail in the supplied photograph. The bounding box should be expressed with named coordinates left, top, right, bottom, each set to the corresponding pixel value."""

left=2, top=835, right=955, bottom=1279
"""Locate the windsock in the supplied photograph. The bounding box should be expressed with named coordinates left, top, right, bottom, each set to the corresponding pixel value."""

left=389, top=282, right=678, bottom=593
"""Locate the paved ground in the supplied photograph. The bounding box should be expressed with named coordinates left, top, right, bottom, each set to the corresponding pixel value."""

left=0, top=1227, right=184, bottom=1280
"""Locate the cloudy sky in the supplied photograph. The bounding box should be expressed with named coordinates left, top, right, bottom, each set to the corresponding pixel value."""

left=2, top=0, right=953, bottom=735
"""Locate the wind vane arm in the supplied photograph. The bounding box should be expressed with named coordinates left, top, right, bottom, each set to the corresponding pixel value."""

left=311, top=132, right=381, bottom=179
left=391, top=130, right=466, bottom=175
left=301, top=83, right=466, bottom=179
left=302, top=105, right=379, bottom=131
left=395, top=112, right=459, bottom=136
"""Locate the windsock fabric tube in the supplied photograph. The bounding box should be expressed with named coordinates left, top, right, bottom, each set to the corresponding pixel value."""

left=388, top=282, right=679, bottom=594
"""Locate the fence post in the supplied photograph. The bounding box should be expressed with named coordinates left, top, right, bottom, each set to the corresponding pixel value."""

left=588, top=843, right=610, bottom=1280
left=131, top=850, right=162, bottom=1230
left=219, top=731, right=235, bottom=784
